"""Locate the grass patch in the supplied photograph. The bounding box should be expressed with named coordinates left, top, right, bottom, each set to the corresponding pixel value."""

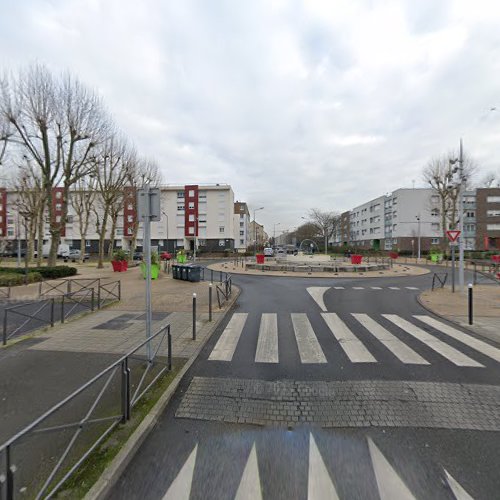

left=55, top=360, right=186, bottom=499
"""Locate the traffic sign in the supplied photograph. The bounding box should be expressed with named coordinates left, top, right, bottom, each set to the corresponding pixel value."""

left=446, top=230, right=461, bottom=242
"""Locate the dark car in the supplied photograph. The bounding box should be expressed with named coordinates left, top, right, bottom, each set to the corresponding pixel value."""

left=133, top=251, right=143, bottom=261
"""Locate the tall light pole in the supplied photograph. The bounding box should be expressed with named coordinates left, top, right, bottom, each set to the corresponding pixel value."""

left=253, top=207, right=264, bottom=256
left=415, top=215, right=421, bottom=260
left=273, top=222, right=280, bottom=247
left=161, top=211, right=169, bottom=252
left=450, top=138, right=465, bottom=291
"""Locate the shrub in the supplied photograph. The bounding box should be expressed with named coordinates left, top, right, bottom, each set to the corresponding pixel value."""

left=112, top=249, right=127, bottom=262
left=0, top=273, right=25, bottom=286
left=0, top=266, right=77, bottom=279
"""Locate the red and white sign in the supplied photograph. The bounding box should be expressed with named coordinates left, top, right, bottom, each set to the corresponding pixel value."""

left=446, top=230, right=461, bottom=242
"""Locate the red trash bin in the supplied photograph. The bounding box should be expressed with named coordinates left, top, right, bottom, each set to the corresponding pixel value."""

left=491, top=255, right=500, bottom=263
left=350, top=254, right=363, bottom=264
left=389, top=252, right=399, bottom=260
left=256, top=254, right=265, bottom=264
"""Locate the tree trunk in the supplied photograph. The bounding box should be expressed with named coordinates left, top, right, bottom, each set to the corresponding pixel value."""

left=37, top=209, right=44, bottom=267
left=97, top=206, right=110, bottom=269
left=107, top=214, right=118, bottom=258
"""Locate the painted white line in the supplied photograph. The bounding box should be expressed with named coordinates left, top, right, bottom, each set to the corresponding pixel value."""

left=368, top=438, right=416, bottom=500
left=292, top=313, right=327, bottom=363
left=255, top=314, right=279, bottom=363
left=371, top=287, right=382, bottom=290
left=388, top=287, right=401, bottom=290
left=235, top=443, right=262, bottom=500
left=333, top=286, right=345, bottom=290
left=414, top=315, right=500, bottom=363
left=383, top=315, right=483, bottom=367
left=321, top=313, right=376, bottom=363
left=352, top=314, right=429, bottom=365
left=352, top=287, right=365, bottom=290
left=444, top=469, right=474, bottom=500
left=208, top=313, right=248, bottom=361
left=307, top=287, right=330, bottom=312
left=308, top=433, right=339, bottom=500
left=163, top=444, right=197, bottom=500
left=405, top=287, right=419, bottom=290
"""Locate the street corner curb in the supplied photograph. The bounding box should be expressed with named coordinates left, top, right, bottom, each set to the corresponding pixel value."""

left=416, top=291, right=500, bottom=346
left=86, top=287, right=240, bottom=500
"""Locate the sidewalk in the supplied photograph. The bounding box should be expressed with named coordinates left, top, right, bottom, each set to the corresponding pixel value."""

left=0, top=261, right=236, bottom=441
left=419, top=285, right=500, bottom=343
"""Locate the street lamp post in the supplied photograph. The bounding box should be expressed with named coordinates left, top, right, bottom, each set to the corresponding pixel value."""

left=416, top=215, right=421, bottom=260
left=253, top=207, right=264, bottom=256
left=273, top=222, right=280, bottom=247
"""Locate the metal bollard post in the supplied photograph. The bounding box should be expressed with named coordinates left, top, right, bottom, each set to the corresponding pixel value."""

left=220, top=271, right=222, bottom=283
left=209, top=283, right=213, bottom=322
left=3, top=309, right=7, bottom=346
left=192, top=293, right=197, bottom=340
left=50, top=298, right=55, bottom=327
left=168, top=328, right=172, bottom=370
left=61, top=294, right=65, bottom=323
left=121, top=358, right=131, bottom=423
left=468, top=283, right=473, bottom=325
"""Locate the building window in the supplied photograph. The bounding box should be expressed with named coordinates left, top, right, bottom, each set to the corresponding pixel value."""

left=219, top=226, right=225, bottom=233
left=56, top=191, right=62, bottom=199
left=240, top=239, right=244, bottom=245
left=177, top=192, right=184, bottom=198
left=465, top=224, right=475, bottom=232
left=487, top=196, right=500, bottom=203
left=7, top=218, right=14, bottom=225
left=55, top=203, right=62, bottom=211
left=188, top=202, right=195, bottom=209
left=189, top=227, right=194, bottom=235
left=431, top=223, right=440, bottom=230
left=127, top=203, right=133, bottom=210
left=431, top=209, right=439, bottom=217
left=466, top=211, right=475, bottom=218
left=116, top=228, right=124, bottom=236
left=55, top=215, right=61, bottom=223
left=199, top=191, right=207, bottom=199
left=219, top=239, right=225, bottom=246
left=127, top=215, right=134, bottom=222
left=66, top=215, right=74, bottom=224
left=240, top=231, right=244, bottom=236
left=431, top=195, right=440, bottom=203
left=392, top=238, right=398, bottom=244
left=431, top=238, right=439, bottom=244
left=487, top=210, right=500, bottom=217
left=487, top=224, right=500, bottom=230
left=177, top=205, right=184, bottom=211
left=189, top=214, right=195, bottom=222
left=392, top=224, right=397, bottom=230
left=240, top=222, right=244, bottom=227
left=127, top=228, right=133, bottom=235
left=188, top=190, right=195, bottom=198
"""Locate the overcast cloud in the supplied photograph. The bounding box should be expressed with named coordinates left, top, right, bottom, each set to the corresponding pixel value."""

left=1, top=0, right=500, bottom=232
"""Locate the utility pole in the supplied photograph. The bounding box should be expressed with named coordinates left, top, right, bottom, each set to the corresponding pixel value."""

left=458, top=138, right=465, bottom=291
left=416, top=215, right=421, bottom=260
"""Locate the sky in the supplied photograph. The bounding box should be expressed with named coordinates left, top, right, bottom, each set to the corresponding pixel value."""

left=1, top=0, right=500, bottom=233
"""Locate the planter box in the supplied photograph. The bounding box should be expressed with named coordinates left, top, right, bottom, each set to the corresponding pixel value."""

left=140, top=262, right=160, bottom=279
left=350, top=254, right=363, bottom=265
left=112, top=260, right=127, bottom=272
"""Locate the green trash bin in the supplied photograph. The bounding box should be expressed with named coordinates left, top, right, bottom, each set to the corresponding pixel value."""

left=181, top=265, right=189, bottom=281
left=172, top=264, right=179, bottom=279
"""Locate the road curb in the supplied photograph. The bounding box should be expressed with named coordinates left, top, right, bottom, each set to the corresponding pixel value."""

left=416, top=292, right=500, bottom=347
left=85, top=287, right=240, bottom=500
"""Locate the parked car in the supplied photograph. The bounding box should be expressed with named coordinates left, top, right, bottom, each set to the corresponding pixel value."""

left=133, top=251, right=143, bottom=261
left=160, top=251, right=172, bottom=261
left=263, top=247, right=274, bottom=257
left=63, top=249, right=90, bottom=262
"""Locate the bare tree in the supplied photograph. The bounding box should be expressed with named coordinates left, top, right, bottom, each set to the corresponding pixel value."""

left=94, top=135, right=132, bottom=268
left=423, top=151, right=477, bottom=249
left=479, top=171, right=500, bottom=188
left=0, top=64, right=109, bottom=266
left=306, top=209, right=340, bottom=254
left=71, top=175, right=98, bottom=263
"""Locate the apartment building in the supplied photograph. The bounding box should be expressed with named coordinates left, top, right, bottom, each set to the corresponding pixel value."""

left=0, top=183, right=240, bottom=254
left=338, top=187, right=500, bottom=252
left=248, top=221, right=268, bottom=249
left=233, top=202, right=250, bottom=252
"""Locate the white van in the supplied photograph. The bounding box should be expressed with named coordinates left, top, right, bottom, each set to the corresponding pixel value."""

left=263, top=247, right=274, bottom=257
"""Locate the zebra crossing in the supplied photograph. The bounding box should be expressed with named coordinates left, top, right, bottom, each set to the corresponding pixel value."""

left=162, top=432, right=473, bottom=499
left=330, top=286, right=420, bottom=290
left=208, top=311, right=500, bottom=368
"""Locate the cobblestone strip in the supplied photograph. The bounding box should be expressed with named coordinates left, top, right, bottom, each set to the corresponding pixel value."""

left=176, top=377, right=500, bottom=430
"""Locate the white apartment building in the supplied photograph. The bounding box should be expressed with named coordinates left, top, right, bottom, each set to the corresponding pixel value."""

left=0, top=183, right=242, bottom=254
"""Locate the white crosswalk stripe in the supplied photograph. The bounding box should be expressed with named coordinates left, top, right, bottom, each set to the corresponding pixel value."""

left=235, top=443, right=262, bottom=500
left=255, top=314, right=279, bottom=363
left=308, top=433, right=340, bottom=499
left=207, top=312, right=495, bottom=368
left=371, top=286, right=383, bottom=290
left=388, top=287, right=401, bottom=290
left=292, top=313, right=327, bottom=363
left=444, top=469, right=474, bottom=500
left=352, top=314, right=429, bottom=365
left=321, top=313, right=376, bottom=363
left=414, top=315, right=500, bottom=363
left=383, top=315, right=484, bottom=367
left=208, top=313, right=248, bottom=361
left=333, top=286, right=345, bottom=289
left=352, top=286, right=365, bottom=290
left=162, top=444, right=197, bottom=500
left=405, top=287, right=419, bottom=290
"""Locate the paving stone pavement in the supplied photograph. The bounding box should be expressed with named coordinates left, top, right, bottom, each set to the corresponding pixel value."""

left=176, top=376, right=500, bottom=430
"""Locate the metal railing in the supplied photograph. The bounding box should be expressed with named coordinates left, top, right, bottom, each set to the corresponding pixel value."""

left=2, top=282, right=121, bottom=345
left=0, top=324, right=172, bottom=500
left=38, top=278, right=101, bottom=298
left=431, top=272, right=448, bottom=291
left=216, top=274, right=232, bottom=308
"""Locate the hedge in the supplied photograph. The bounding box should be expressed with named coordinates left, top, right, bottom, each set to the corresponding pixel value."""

left=0, top=266, right=77, bottom=279
left=0, top=271, right=43, bottom=287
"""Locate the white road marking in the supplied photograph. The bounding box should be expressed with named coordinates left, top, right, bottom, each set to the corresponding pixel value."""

left=308, top=433, right=339, bottom=500
left=371, top=287, right=383, bottom=290
left=163, top=444, right=197, bottom=500
left=352, top=314, right=429, bottom=365
left=208, top=313, right=248, bottom=361
left=368, top=438, right=416, bottom=500
left=444, top=469, right=474, bottom=500
left=255, top=313, right=279, bottom=363
left=414, top=315, right=500, bottom=363
left=383, top=315, right=483, bottom=367
left=405, top=287, right=419, bottom=290
left=292, top=313, right=327, bottom=363
left=333, top=286, right=345, bottom=290
left=388, top=287, right=401, bottom=290
left=321, top=313, right=376, bottom=363
left=306, top=287, right=330, bottom=312
left=235, top=443, right=262, bottom=500
left=352, top=286, right=365, bottom=290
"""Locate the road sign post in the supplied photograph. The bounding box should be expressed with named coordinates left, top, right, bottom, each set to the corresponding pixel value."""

left=446, top=230, right=461, bottom=294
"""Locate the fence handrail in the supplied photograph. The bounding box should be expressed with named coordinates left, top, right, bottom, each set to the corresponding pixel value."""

left=0, top=323, right=169, bottom=452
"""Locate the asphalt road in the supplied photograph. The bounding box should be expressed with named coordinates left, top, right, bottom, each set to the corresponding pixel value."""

left=108, top=270, right=500, bottom=499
